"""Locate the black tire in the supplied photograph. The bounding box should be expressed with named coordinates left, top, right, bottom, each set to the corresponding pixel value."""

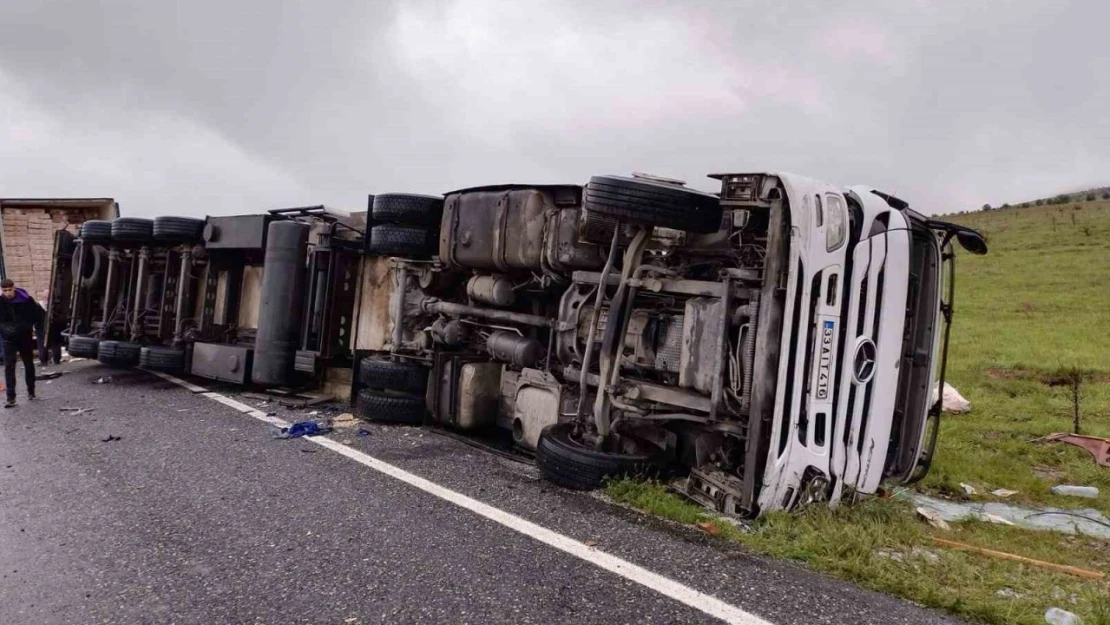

left=97, top=340, right=141, bottom=368
left=111, top=217, right=154, bottom=243
left=71, top=243, right=107, bottom=289
left=153, top=216, right=205, bottom=242
left=372, top=194, right=444, bottom=227
left=584, top=175, right=723, bottom=234
left=355, top=390, right=425, bottom=424
left=358, top=356, right=428, bottom=394
left=366, top=224, right=437, bottom=258
left=80, top=220, right=113, bottom=243
left=66, top=335, right=101, bottom=359
left=140, top=346, right=185, bottom=372
left=536, top=422, right=656, bottom=490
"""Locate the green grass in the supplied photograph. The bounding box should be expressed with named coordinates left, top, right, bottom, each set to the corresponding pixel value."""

left=608, top=479, right=1110, bottom=625
left=607, top=201, right=1110, bottom=624
left=931, top=202, right=1110, bottom=514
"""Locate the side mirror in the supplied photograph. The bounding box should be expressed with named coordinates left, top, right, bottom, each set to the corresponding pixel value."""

left=955, top=230, right=988, bottom=255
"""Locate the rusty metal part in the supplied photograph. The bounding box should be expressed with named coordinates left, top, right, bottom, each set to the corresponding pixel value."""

left=466, top=274, right=515, bottom=307
left=422, top=299, right=555, bottom=328
left=592, top=227, right=652, bottom=440
left=576, top=225, right=621, bottom=421
left=1041, top=433, right=1110, bottom=467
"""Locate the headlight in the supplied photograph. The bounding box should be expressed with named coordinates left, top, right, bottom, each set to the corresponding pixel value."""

left=826, top=194, right=847, bottom=252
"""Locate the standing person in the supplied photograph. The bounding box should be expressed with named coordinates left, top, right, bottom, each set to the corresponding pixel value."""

left=0, top=278, right=44, bottom=407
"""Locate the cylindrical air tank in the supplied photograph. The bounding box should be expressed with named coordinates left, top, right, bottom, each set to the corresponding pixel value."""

left=252, top=220, right=309, bottom=386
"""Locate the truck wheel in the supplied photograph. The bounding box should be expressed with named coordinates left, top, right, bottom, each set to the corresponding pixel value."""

left=358, top=355, right=428, bottom=394
left=80, top=220, right=114, bottom=244
left=140, top=346, right=186, bottom=372
left=71, top=244, right=106, bottom=289
left=583, top=175, right=723, bottom=234
left=366, top=224, right=437, bottom=258
left=372, top=194, right=444, bottom=227
left=355, top=390, right=425, bottom=424
left=536, top=422, right=655, bottom=490
left=153, top=216, right=205, bottom=242
left=111, top=218, right=155, bottom=243
left=66, top=335, right=101, bottom=359
left=97, top=341, right=142, bottom=368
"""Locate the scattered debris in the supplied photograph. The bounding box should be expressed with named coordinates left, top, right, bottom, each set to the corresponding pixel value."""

left=278, top=393, right=334, bottom=409
left=331, top=412, right=359, bottom=429
left=982, top=513, right=1016, bottom=526
left=916, top=507, right=951, bottom=530
left=995, top=587, right=1022, bottom=599
left=299, top=448, right=318, bottom=454
left=93, top=376, right=113, bottom=385
left=58, top=407, right=95, bottom=416
left=931, top=537, right=1105, bottom=580
left=356, top=428, right=372, bottom=437
left=1050, top=587, right=1080, bottom=605
left=36, top=371, right=63, bottom=381
left=991, top=489, right=1019, bottom=498
left=1050, top=485, right=1099, bottom=499
left=100, top=435, right=122, bottom=443
left=1037, top=433, right=1110, bottom=468
left=696, top=521, right=721, bottom=536
left=932, top=382, right=971, bottom=414
left=584, top=540, right=598, bottom=547
left=904, top=492, right=1110, bottom=539
left=1045, top=607, right=1083, bottom=625
left=960, top=483, right=977, bottom=495
left=874, top=549, right=905, bottom=563
left=308, top=410, right=320, bottom=416
left=271, top=420, right=333, bottom=440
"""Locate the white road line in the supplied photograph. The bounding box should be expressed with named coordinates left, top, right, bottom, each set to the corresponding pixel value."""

left=154, top=373, right=774, bottom=625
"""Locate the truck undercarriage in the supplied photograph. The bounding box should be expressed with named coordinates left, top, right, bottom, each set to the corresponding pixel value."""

left=51, top=171, right=986, bottom=518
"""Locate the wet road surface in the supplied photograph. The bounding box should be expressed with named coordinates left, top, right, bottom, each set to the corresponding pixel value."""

left=0, top=361, right=964, bottom=625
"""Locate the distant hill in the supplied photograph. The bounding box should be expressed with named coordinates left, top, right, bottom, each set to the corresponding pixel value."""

left=945, top=186, right=1110, bottom=216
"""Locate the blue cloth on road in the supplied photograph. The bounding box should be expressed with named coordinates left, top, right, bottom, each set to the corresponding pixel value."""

left=272, top=420, right=333, bottom=439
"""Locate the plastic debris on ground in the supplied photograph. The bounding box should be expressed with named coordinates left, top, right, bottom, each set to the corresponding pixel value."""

left=1050, top=485, right=1099, bottom=499
left=93, top=376, right=113, bottom=385
left=931, top=382, right=971, bottom=413
left=991, top=488, right=1019, bottom=498
left=1044, top=607, right=1083, bottom=625
left=960, top=483, right=977, bottom=495
left=271, top=420, right=333, bottom=440
left=904, top=492, right=1110, bottom=539
left=916, top=506, right=951, bottom=530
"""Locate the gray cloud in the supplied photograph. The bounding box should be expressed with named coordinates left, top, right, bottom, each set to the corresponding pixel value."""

left=1, top=0, right=1106, bottom=217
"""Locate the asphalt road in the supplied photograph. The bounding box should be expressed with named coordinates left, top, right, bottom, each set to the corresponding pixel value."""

left=0, top=361, right=965, bottom=625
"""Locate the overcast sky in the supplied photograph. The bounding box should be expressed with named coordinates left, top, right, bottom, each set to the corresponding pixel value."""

left=1, top=1, right=1106, bottom=217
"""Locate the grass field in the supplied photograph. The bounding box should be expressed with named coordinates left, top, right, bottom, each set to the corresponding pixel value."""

left=607, top=200, right=1110, bottom=625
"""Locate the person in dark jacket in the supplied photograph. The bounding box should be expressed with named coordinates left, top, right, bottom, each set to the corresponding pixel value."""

left=0, top=278, right=44, bottom=407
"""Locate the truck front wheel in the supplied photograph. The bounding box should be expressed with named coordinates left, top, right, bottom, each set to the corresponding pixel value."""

left=536, top=422, right=656, bottom=490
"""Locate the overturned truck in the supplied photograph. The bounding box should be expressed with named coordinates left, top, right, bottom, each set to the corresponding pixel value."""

left=54, top=172, right=986, bottom=517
